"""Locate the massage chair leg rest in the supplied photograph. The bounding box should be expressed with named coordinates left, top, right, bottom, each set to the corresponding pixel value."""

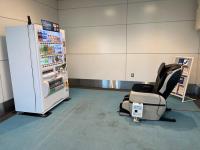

left=166, top=108, right=172, bottom=111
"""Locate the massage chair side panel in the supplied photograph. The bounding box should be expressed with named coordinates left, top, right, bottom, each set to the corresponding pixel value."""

left=122, top=91, right=166, bottom=120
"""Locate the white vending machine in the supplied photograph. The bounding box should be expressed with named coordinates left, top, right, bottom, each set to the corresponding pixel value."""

left=6, top=24, right=69, bottom=115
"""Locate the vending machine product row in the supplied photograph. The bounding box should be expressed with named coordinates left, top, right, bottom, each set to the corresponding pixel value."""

left=6, top=24, right=69, bottom=115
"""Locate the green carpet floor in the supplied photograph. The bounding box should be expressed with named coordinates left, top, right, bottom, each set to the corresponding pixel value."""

left=0, top=88, right=200, bottom=150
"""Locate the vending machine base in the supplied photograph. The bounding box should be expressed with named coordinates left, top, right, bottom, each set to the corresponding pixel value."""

left=17, top=111, right=52, bottom=118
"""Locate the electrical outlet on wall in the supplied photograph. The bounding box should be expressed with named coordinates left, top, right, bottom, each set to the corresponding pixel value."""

left=131, top=73, right=134, bottom=77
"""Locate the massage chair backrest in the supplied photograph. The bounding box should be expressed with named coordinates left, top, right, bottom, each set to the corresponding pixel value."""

left=154, top=63, right=182, bottom=99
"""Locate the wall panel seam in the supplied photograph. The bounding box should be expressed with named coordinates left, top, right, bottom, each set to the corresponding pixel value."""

left=0, top=16, right=43, bottom=26
left=58, top=0, right=171, bottom=10
left=58, top=3, right=127, bottom=10
left=62, top=24, right=126, bottom=28
left=67, top=53, right=199, bottom=55
left=196, top=34, right=200, bottom=84
left=67, top=53, right=127, bottom=55
left=61, top=20, right=195, bottom=29
left=128, top=0, right=182, bottom=5
left=0, top=16, right=26, bottom=23
left=125, top=0, right=128, bottom=80
left=0, top=75, right=5, bottom=102
left=127, top=20, right=195, bottom=25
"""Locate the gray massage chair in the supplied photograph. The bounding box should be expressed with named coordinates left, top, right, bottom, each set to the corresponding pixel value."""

left=119, top=63, right=182, bottom=122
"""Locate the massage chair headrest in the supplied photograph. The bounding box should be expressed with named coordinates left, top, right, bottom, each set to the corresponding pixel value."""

left=157, top=63, right=181, bottom=77
left=157, top=63, right=166, bottom=78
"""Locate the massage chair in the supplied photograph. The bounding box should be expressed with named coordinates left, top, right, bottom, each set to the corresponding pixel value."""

left=119, top=63, right=182, bottom=122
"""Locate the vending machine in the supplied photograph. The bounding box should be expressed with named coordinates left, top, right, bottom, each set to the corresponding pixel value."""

left=6, top=24, right=69, bottom=115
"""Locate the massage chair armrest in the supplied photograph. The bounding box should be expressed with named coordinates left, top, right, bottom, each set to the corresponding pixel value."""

left=129, top=91, right=166, bottom=105
left=132, top=83, right=154, bottom=93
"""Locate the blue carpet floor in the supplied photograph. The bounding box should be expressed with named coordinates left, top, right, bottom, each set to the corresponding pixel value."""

left=0, top=88, right=200, bottom=150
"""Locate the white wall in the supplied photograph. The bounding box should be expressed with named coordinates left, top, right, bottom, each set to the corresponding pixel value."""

left=197, top=53, right=200, bottom=84
left=58, top=0, right=199, bottom=83
left=0, top=0, right=58, bottom=104
left=0, top=0, right=198, bottom=105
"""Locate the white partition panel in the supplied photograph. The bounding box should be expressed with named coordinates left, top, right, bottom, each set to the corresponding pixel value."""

left=58, top=0, right=200, bottom=85
left=197, top=54, right=200, bottom=85
left=67, top=54, right=126, bottom=80
left=0, top=61, right=13, bottom=102
left=66, top=25, right=126, bottom=54
left=59, top=4, right=126, bottom=27
left=35, top=0, right=58, bottom=9
left=0, top=0, right=57, bottom=23
left=126, top=54, right=198, bottom=84
left=0, top=17, right=25, bottom=60
left=0, top=75, right=4, bottom=104
left=0, top=0, right=58, bottom=104
left=0, top=17, right=25, bottom=36
left=128, top=0, right=196, bottom=24
left=58, top=0, right=126, bottom=9
left=128, top=0, right=156, bottom=2
left=127, top=21, right=199, bottom=53
left=0, top=37, right=8, bottom=61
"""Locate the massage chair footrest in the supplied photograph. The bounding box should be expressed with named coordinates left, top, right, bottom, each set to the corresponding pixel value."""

left=166, top=108, right=172, bottom=111
left=160, top=117, right=176, bottom=122
left=119, top=103, right=131, bottom=116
